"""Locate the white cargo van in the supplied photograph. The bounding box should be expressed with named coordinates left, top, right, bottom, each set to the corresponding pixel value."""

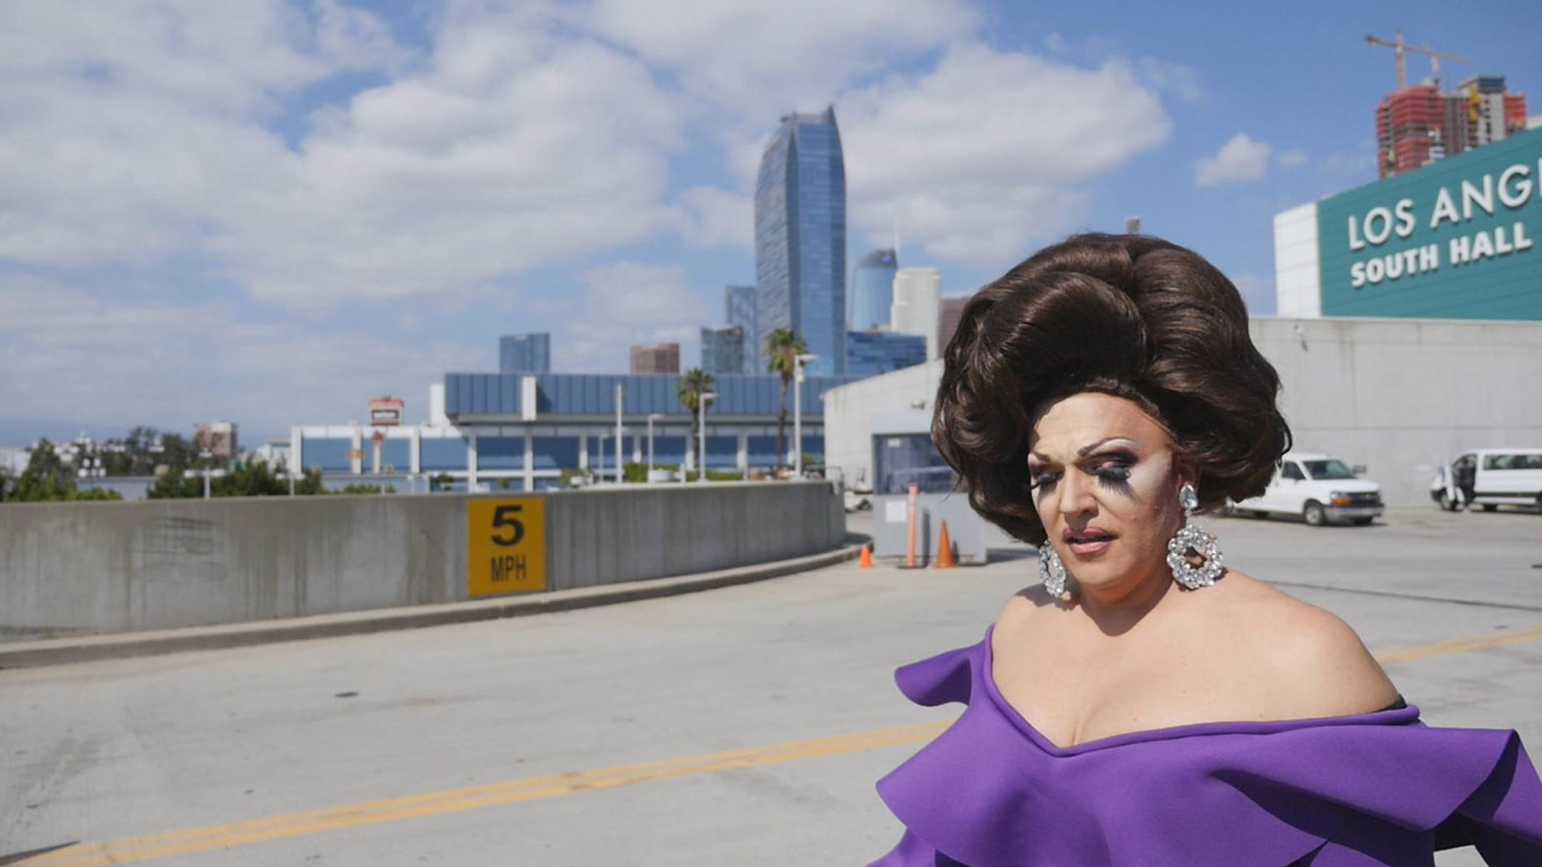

left=1430, top=449, right=1542, bottom=512
left=1232, top=452, right=1385, bottom=526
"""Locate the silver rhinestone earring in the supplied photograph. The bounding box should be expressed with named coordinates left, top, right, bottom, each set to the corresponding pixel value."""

left=1038, top=544, right=1069, bottom=597
left=1166, top=483, right=1224, bottom=589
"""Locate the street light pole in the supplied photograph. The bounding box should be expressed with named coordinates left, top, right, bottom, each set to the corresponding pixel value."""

left=199, top=449, right=214, bottom=500
left=793, top=353, right=817, bottom=477
left=646, top=413, right=662, bottom=483
left=697, top=392, right=716, bottom=484
left=614, top=383, right=624, bottom=484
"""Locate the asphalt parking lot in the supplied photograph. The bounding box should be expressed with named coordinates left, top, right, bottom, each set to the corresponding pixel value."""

left=2, top=505, right=1539, bottom=866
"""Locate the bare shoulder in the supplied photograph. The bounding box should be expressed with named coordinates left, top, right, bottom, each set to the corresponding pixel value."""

left=1205, top=571, right=1399, bottom=717
left=994, top=582, right=1062, bottom=635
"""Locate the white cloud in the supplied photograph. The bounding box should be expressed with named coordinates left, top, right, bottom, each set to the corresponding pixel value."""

left=675, top=186, right=754, bottom=249
left=1194, top=132, right=1272, bottom=187
left=0, top=1, right=685, bottom=309
left=840, top=45, right=1170, bottom=269
left=0, top=0, right=1194, bottom=424
left=0, top=276, right=483, bottom=433
left=1137, top=57, right=1205, bottom=105
left=220, top=10, right=687, bottom=308
left=579, top=0, right=977, bottom=118
left=1277, top=149, right=1308, bottom=168
left=557, top=262, right=711, bottom=371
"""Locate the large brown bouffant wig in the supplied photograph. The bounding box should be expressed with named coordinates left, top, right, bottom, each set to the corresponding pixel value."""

left=932, top=233, right=1291, bottom=545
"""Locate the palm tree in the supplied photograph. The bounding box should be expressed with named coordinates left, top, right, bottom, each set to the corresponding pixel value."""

left=677, top=368, right=716, bottom=474
left=764, top=328, right=808, bottom=471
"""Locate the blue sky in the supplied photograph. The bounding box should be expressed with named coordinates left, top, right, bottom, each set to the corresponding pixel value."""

left=1, top=0, right=1537, bottom=445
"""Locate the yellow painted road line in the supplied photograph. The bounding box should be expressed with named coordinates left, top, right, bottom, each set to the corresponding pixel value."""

left=17, top=624, right=1542, bottom=866
left=1373, top=624, right=1542, bottom=665
left=14, top=722, right=950, bottom=867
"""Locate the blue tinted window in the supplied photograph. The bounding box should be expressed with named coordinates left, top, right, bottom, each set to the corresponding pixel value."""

left=533, top=437, right=580, bottom=469
left=301, top=438, right=352, bottom=473
left=478, top=436, right=523, bottom=469
left=377, top=439, right=410, bottom=472
left=706, top=436, right=739, bottom=468
left=649, top=436, right=687, bottom=465
left=421, top=438, right=468, bottom=470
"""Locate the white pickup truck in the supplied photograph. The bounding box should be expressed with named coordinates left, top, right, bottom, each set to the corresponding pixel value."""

left=1231, top=452, right=1385, bottom=527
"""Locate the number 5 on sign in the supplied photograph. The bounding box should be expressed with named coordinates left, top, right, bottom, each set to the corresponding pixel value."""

left=467, top=498, right=546, bottom=597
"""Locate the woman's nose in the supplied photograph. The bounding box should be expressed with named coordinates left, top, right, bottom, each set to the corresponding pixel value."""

left=1057, top=469, right=1096, bottom=515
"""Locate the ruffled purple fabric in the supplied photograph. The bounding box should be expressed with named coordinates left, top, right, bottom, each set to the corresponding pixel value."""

left=869, top=625, right=1542, bottom=867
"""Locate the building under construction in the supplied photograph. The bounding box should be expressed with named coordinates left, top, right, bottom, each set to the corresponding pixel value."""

left=1377, top=77, right=1528, bottom=178
left=1367, top=32, right=1528, bottom=178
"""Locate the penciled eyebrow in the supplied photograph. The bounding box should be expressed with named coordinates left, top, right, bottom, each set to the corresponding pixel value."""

left=1029, top=437, right=1138, bottom=464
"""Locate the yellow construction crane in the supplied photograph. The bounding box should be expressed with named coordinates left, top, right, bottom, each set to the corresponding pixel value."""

left=1365, top=31, right=1468, bottom=90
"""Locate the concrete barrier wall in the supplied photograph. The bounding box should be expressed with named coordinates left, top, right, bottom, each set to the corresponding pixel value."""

left=0, top=481, right=845, bottom=642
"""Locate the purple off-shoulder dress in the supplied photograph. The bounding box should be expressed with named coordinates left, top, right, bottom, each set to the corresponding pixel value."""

left=869, top=625, right=1542, bottom=866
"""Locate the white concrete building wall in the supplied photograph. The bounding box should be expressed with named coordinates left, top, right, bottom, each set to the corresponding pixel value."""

left=824, top=317, right=1542, bottom=508
left=823, top=360, right=943, bottom=491
left=1273, top=202, right=1321, bottom=318
left=891, top=267, right=943, bottom=360
left=428, top=383, right=448, bottom=426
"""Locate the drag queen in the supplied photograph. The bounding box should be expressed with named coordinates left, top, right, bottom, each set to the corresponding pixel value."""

left=868, top=234, right=1542, bottom=866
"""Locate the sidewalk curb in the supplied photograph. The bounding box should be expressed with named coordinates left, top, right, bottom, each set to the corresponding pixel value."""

left=0, top=545, right=861, bottom=669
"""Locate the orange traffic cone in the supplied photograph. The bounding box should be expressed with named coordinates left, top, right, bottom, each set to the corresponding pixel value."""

left=859, top=544, right=873, bottom=568
left=934, top=521, right=957, bottom=569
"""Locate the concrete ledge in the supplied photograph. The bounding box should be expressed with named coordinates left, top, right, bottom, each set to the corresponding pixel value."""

left=0, top=544, right=861, bottom=668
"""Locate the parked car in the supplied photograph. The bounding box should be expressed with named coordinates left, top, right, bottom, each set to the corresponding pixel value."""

left=1430, top=449, right=1542, bottom=512
left=1231, top=452, right=1384, bottom=526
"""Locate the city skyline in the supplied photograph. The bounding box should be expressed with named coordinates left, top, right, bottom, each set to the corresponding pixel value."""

left=2, top=1, right=1538, bottom=445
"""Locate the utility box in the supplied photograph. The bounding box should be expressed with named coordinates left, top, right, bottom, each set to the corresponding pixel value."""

left=869, top=411, right=989, bottom=565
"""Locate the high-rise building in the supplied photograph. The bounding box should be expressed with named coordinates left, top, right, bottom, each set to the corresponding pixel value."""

left=499, top=333, right=551, bottom=373
left=891, top=268, right=942, bottom=361
left=845, top=331, right=926, bottom=377
left=630, top=343, right=680, bottom=374
left=849, top=248, right=898, bottom=332
left=726, top=285, right=758, bottom=372
left=938, top=294, right=973, bottom=357
left=1376, top=76, right=1528, bottom=178
left=193, top=421, right=239, bottom=461
left=700, top=327, right=746, bottom=375
left=755, top=107, right=847, bottom=376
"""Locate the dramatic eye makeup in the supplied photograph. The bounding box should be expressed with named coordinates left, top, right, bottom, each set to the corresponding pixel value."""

left=1089, top=448, right=1137, bottom=485
left=1026, top=444, right=1140, bottom=493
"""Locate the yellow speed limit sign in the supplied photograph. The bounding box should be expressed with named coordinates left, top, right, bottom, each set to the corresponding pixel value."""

left=467, top=498, right=547, bottom=597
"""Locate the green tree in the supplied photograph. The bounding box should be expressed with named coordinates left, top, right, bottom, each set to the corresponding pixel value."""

left=147, top=467, right=203, bottom=499
left=148, top=460, right=323, bottom=498
left=158, top=433, right=197, bottom=472
left=677, top=367, right=716, bottom=473
left=108, top=425, right=174, bottom=476
left=9, top=439, right=68, bottom=501
left=3, top=439, right=120, bottom=502
left=764, top=328, right=808, bottom=471
left=334, top=483, right=395, bottom=495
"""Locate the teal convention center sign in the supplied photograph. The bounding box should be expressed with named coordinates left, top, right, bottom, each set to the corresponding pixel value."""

left=1317, top=126, right=1542, bottom=320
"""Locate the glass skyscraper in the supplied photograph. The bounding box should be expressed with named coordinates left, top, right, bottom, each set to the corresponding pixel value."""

left=725, top=285, right=758, bottom=373
left=845, top=330, right=926, bottom=377
left=849, top=248, right=898, bottom=332
left=700, top=326, right=746, bottom=375
left=499, top=333, right=551, bottom=373
left=754, top=107, right=846, bottom=376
